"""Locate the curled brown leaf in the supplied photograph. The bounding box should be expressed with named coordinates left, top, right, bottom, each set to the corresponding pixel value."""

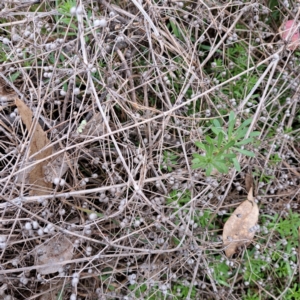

left=222, top=188, right=259, bottom=257
left=15, top=98, right=53, bottom=195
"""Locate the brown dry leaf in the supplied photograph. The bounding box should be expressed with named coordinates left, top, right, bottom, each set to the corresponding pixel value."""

left=15, top=98, right=52, bottom=195
left=44, top=153, right=70, bottom=183
left=245, top=172, right=253, bottom=193
left=81, top=112, right=104, bottom=136
left=34, top=235, right=74, bottom=275
left=80, top=113, right=118, bottom=137
left=222, top=187, right=259, bottom=257
left=0, top=78, right=17, bottom=100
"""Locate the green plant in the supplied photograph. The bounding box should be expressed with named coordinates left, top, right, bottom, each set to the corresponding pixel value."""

left=167, top=190, right=191, bottom=207
left=56, top=0, right=79, bottom=36
left=270, top=211, right=300, bottom=241
left=191, top=111, right=260, bottom=176
left=243, top=251, right=269, bottom=284
left=171, top=282, right=196, bottom=299
left=128, top=281, right=197, bottom=300
left=243, top=290, right=260, bottom=300
left=167, top=19, right=184, bottom=41
left=57, top=0, right=76, bottom=15
left=56, top=288, right=64, bottom=300
left=283, top=283, right=300, bottom=300
left=162, top=151, right=179, bottom=172
left=0, top=44, right=8, bottom=63
left=100, top=273, right=116, bottom=292
left=252, top=170, right=275, bottom=184
left=238, top=211, right=300, bottom=298
left=9, top=71, right=21, bottom=82
left=210, top=257, right=231, bottom=287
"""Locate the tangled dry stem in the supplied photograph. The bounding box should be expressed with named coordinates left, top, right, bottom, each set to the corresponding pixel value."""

left=0, top=0, right=299, bottom=299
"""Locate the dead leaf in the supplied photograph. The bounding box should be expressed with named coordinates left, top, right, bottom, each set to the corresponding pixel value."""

left=0, top=77, right=17, bottom=101
left=222, top=187, right=259, bottom=257
left=245, top=172, right=254, bottom=193
left=34, top=235, right=74, bottom=275
left=81, top=112, right=104, bottom=136
left=80, top=113, right=117, bottom=137
left=15, top=98, right=53, bottom=195
left=44, top=154, right=70, bottom=183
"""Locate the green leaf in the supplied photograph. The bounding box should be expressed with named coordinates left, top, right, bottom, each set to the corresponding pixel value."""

left=217, top=132, right=224, bottom=148
left=212, top=119, right=223, bottom=136
left=234, top=128, right=250, bottom=141
left=169, top=19, right=183, bottom=40
left=222, top=153, right=236, bottom=159
left=60, top=18, right=78, bottom=30
left=9, top=71, right=20, bottom=82
left=233, top=148, right=255, bottom=157
left=192, top=153, right=204, bottom=159
left=229, top=111, right=235, bottom=123
left=238, top=118, right=252, bottom=130
left=249, top=131, right=260, bottom=137
left=204, top=144, right=210, bottom=154
left=233, top=157, right=241, bottom=171
left=234, top=138, right=253, bottom=146
left=216, top=280, right=231, bottom=288
left=207, top=143, right=214, bottom=157
left=195, top=141, right=206, bottom=150
left=220, top=140, right=235, bottom=152
left=235, top=128, right=249, bottom=140
left=205, top=135, right=214, bottom=145
left=191, top=160, right=207, bottom=170
left=212, top=118, right=222, bottom=128
left=164, top=151, right=178, bottom=161
left=211, top=126, right=222, bottom=135
left=212, top=161, right=228, bottom=174
left=227, top=111, right=236, bottom=139
left=205, top=164, right=213, bottom=176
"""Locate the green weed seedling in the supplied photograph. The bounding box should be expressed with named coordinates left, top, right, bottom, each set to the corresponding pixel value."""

left=252, top=169, right=275, bottom=185
left=210, top=256, right=232, bottom=287
left=168, top=19, right=184, bottom=41
left=270, top=211, right=300, bottom=242
left=128, top=281, right=196, bottom=300
left=239, top=211, right=300, bottom=299
left=56, top=0, right=79, bottom=34
left=162, top=151, right=179, bottom=172
left=57, top=0, right=76, bottom=15
left=192, top=111, right=260, bottom=176
left=128, top=283, right=168, bottom=300
left=284, top=283, right=300, bottom=300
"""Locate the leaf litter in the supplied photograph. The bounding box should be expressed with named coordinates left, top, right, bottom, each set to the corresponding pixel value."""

left=15, top=98, right=53, bottom=195
left=34, top=234, right=74, bottom=275
left=222, top=185, right=259, bottom=257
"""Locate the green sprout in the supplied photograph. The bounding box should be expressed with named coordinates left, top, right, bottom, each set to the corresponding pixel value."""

left=192, top=111, right=260, bottom=176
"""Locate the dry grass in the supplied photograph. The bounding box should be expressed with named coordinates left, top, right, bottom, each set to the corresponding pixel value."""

left=0, top=0, right=300, bottom=299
